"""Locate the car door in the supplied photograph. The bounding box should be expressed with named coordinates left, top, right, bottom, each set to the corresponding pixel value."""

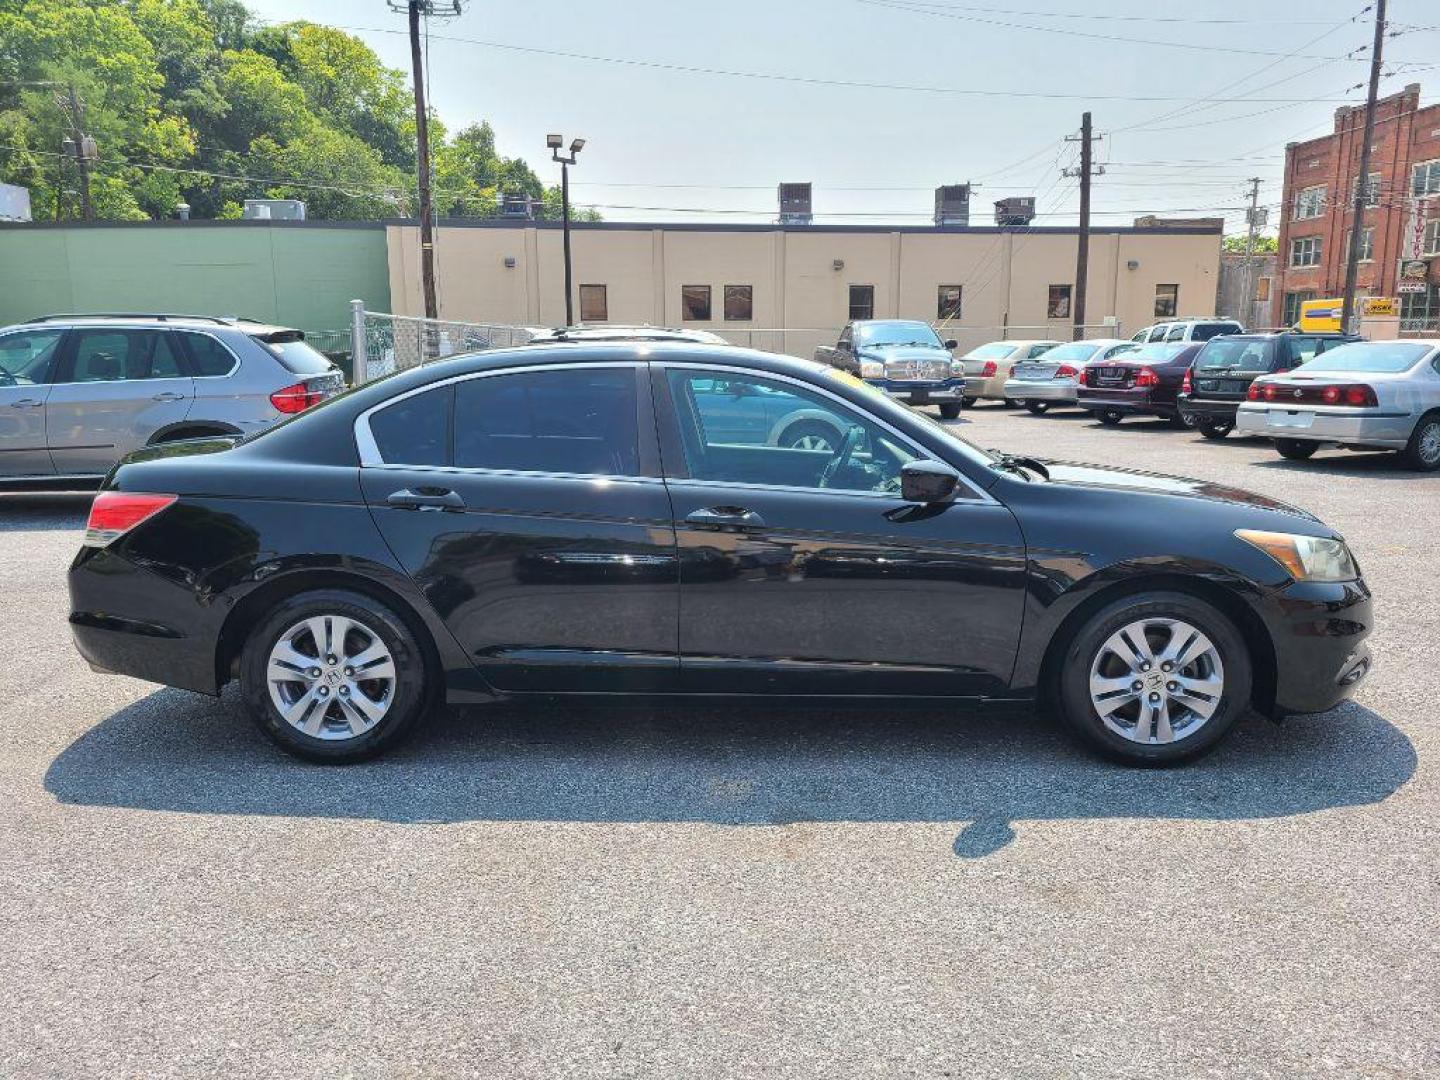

left=356, top=361, right=680, bottom=693
left=655, top=363, right=1028, bottom=696
left=46, top=327, right=195, bottom=475
left=0, top=327, right=64, bottom=478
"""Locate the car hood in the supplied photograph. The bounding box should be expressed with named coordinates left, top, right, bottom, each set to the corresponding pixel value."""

left=1039, top=459, right=1319, bottom=521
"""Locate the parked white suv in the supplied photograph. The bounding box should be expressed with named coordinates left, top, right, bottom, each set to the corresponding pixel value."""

left=0, top=314, right=345, bottom=488
left=1130, top=318, right=1243, bottom=344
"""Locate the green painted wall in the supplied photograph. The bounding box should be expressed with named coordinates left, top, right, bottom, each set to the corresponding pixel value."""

left=0, top=222, right=390, bottom=333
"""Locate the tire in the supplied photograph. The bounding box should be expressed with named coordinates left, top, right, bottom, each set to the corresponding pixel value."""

left=778, top=420, right=841, bottom=453
left=938, top=402, right=962, bottom=420
left=1198, top=419, right=1233, bottom=440
left=1002, top=399, right=1019, bottom=409
left=1170, top=410, right=1198, bottom=430
left=1054, top=591, right=1252, bottom=766
left=1025, top=400, right=1051, bottom=415
left=240, top=588, right=431, bottom=763
left=1274, top=438, right=1318, bottom=461
left=1400, top=412, right=1440, bottom=472
left=1097, top=409, right=1124, bottom=426
left=961, top=395, right=978, bottom=408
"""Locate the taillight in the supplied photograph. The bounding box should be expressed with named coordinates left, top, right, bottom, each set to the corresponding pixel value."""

left=1055, top=364, right=1078, bottom=379
left=1077, top=367, right=1089, bottom=386
left=1321, top=384, right=1379, bottom=407
left=1181, top=368, right=1193, bottom=394
left=980, top=361, right=998, bottom=378
left=270, top=381, right=324, bottom=414
left=1247, top=382, right=1264, bottom=401
left=83, top=492, right=177, bottom=548
left=1263, top=384, right=1280, bottom=402
left=1135, top=366, right=1160, bottom=388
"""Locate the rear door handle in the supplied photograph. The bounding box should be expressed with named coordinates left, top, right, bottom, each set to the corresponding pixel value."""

left=10, top=398, right=44, bottom=409
left=684, top=506, right=766, bottom=529
left=152, top=391, right=187, bottom=402
left=387, top=487, right=465, bottom=511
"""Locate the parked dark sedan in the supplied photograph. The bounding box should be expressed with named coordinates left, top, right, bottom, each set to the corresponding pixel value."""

left=1077, top=341, right=1204, bottom=427
left=70, top=345, right=1372, bottom=766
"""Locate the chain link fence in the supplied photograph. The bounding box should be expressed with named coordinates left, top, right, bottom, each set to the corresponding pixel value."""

left=350, top=301, right=534, bottom=383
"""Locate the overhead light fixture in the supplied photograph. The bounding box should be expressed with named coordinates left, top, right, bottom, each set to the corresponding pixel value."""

left=570, top=138, right=586, bottom=154
left=546, top=133, right=563, bottom=149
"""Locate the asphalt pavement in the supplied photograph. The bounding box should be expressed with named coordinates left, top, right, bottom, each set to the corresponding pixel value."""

left=0, top=404, right=1435, bottom=1078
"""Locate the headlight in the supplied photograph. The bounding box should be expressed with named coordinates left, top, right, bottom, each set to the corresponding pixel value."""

left=1234, top=529, right=1358, bottom=582
left=951, top=359, right=965, bottom=376
left=859, top=360, right=884, bottom=379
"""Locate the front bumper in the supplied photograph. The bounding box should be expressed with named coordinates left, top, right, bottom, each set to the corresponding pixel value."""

left=1004, top=378, right=1078, bottom=403
left=1235, top=405, right=1413, bottom=448
left=867, top=377, right=965, bottom=404
left=1262, top=578, right=1373, bottom=715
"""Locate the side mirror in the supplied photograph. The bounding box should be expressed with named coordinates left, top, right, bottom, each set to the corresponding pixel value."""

left=944, top=339, right=958, bottom=351
left=901, top=460, right=960, bottom=504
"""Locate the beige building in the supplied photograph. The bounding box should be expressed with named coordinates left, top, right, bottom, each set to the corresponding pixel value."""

left=387, top=219, right=1222, bottom=356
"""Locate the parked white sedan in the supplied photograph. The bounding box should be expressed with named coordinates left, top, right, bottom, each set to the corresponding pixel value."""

left=1003, top=338, right=1139, bottom=413
left=960, top=339, right=1061, bottom=404
left=1235, top=339, right=1440, bottom=470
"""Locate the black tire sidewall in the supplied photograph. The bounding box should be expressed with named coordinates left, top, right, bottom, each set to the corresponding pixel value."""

left=1403, top=415, right=1440, bottom=472
left=1026, top=401, right=1050, bottom=414
left=240, top=588, right=429, bottom=763
left=938, top=403, right=962, bottom=419
left=1056, top=592, right=1252, bottom=765
left=1199, top=420, right=1231, bottom=439
left=1275, top=438, right=1318, bottom=460
left=1099, top=410, right=1124, bottom=425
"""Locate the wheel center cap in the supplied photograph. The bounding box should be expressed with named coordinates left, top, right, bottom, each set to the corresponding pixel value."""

left=325, top=669, right=343, bottom=687
left=1146, top=671, right=1165, bottom=691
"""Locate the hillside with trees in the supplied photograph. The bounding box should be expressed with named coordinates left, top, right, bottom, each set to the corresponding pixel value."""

left=0, top=0, right=592, bottom=222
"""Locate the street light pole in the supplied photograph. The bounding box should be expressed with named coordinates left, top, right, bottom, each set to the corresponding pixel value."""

left=548, top=135, right=585, bottom=326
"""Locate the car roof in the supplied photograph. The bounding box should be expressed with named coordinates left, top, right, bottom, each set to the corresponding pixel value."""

left=16, top=313, right=295, bottom=335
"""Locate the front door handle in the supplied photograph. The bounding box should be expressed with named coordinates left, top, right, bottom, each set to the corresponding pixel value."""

left=684, top=506, right=766, bottom=529
left=10, top=398, right=44, bottom=409
left=387, top=487, right=465, bottom=511
left=152, top=391, right=187, bottom=402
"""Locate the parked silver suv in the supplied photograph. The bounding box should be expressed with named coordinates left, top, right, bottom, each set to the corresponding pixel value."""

left=0, top=314, right=344, bottom=487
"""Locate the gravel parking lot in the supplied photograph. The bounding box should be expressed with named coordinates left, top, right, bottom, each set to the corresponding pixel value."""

left=1, top=404, right=1436, bottom=1078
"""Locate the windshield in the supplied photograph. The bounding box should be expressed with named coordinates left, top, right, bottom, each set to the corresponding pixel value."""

left=855, top=321, right=943, bottom=348
left=965, top=342, right=1018, bottom=360
left=1039, top=342, right=1103, bottom=363
left=253, top=335, right=336, bottom=375
left=1195, top=338, right=1271, bottom=372
left=1297, top=341, right=1434, bottom=374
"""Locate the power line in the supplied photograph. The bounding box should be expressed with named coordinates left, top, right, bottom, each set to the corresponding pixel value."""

left=848, top=0, right=1359, bottom=25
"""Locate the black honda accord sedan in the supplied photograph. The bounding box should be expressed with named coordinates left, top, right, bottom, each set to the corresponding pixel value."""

left=68, top=344, right=1372, bottom=765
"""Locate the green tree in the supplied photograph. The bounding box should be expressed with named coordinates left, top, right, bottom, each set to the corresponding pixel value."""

left=1222, top=234, right=1278, bottom=254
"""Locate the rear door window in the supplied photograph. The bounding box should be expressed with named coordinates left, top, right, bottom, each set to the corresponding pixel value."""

left=1165, top=324, right=1188, bottom=342
left=1148, top=325, right=1171, bottom=342
left=369, top=385, right=452, bottom=467
left=177, top=332, right=239, bottom=377
left=63, top=329, right=185, bottom=382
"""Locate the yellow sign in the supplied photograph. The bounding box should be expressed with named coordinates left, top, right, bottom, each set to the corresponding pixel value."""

left=1360, top=297, right=1398, bottom=317
left=1298, top=298, right=1344, bottom=333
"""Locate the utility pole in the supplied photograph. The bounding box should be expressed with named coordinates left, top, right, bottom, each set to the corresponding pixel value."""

left=1064, top=113, right=1101, bottom=341
left=391, top=1, right=464, bottom=321
left=60, top=84, right=94, bottom=221
left=548, top=134, right=586, bottom=326
left=1243, top=177, right=1263, bottom=326
left=1341, top=0, right=1386, bottom=333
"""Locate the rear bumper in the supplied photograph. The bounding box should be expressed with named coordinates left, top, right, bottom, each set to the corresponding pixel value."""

left=869, top=377, right=965, bottom=403
left=1262, top=579, right=1373, bottom=715
left=964, top=375, right=1006, bottom=399
left=1177, top=394, right=1240, bottom=421
left=1234, top=406, right=1413, bottom=448
left=1004, top=379, right=1078, bottom=403
left=1076, top=388, right=1172, bottom=416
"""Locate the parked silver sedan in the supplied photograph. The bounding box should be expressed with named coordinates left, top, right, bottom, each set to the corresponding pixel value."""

left=1003, top=338, right=1138, bottom=414
left=1234, top=339, right=1440, bottom=470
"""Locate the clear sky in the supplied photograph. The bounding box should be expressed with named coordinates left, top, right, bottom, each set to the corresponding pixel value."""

left=243, top=0, right=1437, bottom=236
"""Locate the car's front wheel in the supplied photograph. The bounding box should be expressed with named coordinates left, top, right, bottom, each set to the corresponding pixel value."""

left=1275, top=438, right=1319, bottom=461
left=961, top=395, right=978, bottom=408
left=1055, top=592, right=1252, bottom=765
left=778, top=421, right=839, bottom=454
left=240, top=589, right=430, bottom=763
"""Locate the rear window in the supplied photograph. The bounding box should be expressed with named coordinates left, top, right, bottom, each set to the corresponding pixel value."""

left=1039, top=342, right=1102, bottom=363
left=1299, top=342, right=1435, bottom=374
left=1127, top=342, right=1189, bottom=363
left=1191, top=323, right=1239, bottom=342
left=966, top=343, right=1018, bottom=360
left=252, top=335, right=335, bottom=375
left=1195, top=338, right=1272, bottom=372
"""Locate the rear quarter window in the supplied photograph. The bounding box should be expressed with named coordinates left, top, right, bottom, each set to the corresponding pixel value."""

left=178, top=332, right=239, bottom=377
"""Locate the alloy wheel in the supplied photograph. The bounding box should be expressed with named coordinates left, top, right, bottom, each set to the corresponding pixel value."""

left=1087, top=617, right=1224, bottom=745
left=266, top=614, right=398, bottom=740
left=1419, top=421, right=1440, bottom=466
left=787, top=432, right=835, bottom=453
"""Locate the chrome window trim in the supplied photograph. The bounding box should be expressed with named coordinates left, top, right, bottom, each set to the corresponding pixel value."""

left=354, top=360, right=644, bottom=472
left=655, top=360, right=998, bottom=504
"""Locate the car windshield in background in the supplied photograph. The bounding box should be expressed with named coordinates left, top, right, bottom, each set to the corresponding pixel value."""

left=1042, top=342, right=1104, bottom=363
left=1297, top=342, right=1434, bottom=374
left=254, top=335, right=334, bottom=375
left=0, top=332, right=61, bottom=384
left=967, top=342, right=1018, bottom=360
left=1126, top=342, right=1188, bottom=362
left=1196, top=338, right=1271, bottom=372
left=856, top=322, right=943, bottom=348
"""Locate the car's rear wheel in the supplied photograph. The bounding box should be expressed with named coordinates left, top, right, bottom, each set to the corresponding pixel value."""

left=938, top=402, right=962, bottom=419
left=1198, top=419, right=1233, bottom=440
left=1055, top=592, right=1252, bottom=765
left=1002, top=398, right=1019, bottom=409
left=1170, top=410, right=1198, bottom=430
left=240, top=589, right=430, bottom=763
left=1097, top=409, right=1124, bottom=426
left=778, top=420, right=840, bottom=454
left=1275, top=438, right=1318, bottom=461
left=961, top=395, right=978, bottom=408
left=1401, top=413, right=1440, bottom=472
left=1025, top=400, right=1051, bottom=415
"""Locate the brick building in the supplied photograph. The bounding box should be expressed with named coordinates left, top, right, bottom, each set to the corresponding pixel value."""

left=1274, top=83, right=1440, bottom=331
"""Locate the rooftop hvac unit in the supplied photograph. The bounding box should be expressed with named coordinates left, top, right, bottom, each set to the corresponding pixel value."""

left=499, top=192, right=536, bottom=219
left=242, top=198, right=306, bottom=221
left=934, top=184, right=971, bottom=227
left=778, top=182, right=812, bottom=225
left=994, top=196, right=1036, bottom=227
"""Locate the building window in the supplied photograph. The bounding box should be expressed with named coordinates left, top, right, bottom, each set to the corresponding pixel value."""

left=1412, top=159, right=1440, bottom=197
left=1353, top=172, right=1382, bottom=207
left=1293, top=185, right=1326, bottom=220
left=578, top=284, right=607, bottom=322
left=1289, top=236, right=1322, bottom=268
left=723, top=284, right=753, bottom=321
left=1046, top=284, right=1071, bottom=319
left=681, top=285, right=711, bottom=321
left=1154, top=284, right=1179, bottom=318
left=1282, top=291, right=1316, bottom=326
left=1255, top=277, right=1271, bottom=302
left=848, top=284, right=875, bottom=321
left=937, top=284, right=963, bottom=320
left=1345, top=227, right=1374, bottom=262
left=1425, top=219, right=1440, bottom=257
